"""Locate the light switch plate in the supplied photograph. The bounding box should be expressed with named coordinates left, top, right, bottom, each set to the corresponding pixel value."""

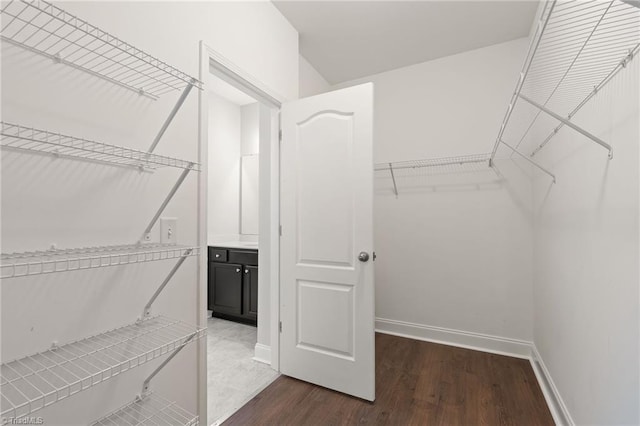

left=160, top=217, right=177, bottom=244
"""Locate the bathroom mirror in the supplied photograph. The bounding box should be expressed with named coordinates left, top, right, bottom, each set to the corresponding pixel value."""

left=240, top=154, right=259, bottom=235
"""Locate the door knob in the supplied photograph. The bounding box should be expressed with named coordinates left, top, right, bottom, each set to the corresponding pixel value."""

left=236, top=268, right=241, bottom=273
left=358, top=252, right=370, bottom=262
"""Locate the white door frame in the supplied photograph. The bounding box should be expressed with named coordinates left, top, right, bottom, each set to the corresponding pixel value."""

left=197, top=41, right=285, bottom=422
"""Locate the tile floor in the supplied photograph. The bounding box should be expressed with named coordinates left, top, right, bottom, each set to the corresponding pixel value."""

left=207, top=316, right=279, bottom=426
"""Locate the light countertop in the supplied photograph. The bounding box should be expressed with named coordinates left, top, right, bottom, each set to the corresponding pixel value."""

left=209, top=241, right=259, bottom=250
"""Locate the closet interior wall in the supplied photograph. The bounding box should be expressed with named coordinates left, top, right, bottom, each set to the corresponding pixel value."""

left=531, top=19, right=640, bottom=426
left=334, top=38, right=536, bottom=352
left=1, top=1, right=298, bottom=424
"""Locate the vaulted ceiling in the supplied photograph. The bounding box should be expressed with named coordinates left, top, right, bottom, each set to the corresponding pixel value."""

left=273, top=1, right=539, bottom=84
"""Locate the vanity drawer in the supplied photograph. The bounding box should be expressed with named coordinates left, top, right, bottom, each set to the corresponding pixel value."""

left=209, top=248, right=228, bottom=262
left=228, top=249, right=258, bottom=266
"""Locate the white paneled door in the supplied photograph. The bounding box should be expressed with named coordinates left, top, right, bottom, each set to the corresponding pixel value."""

left=280, top=83, right=375, bottom=401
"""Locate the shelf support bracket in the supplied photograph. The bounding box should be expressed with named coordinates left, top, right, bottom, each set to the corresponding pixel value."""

left=141, top=248, right=194, bottom=319
left=141, top=331, right=197, bottom=395
left=517, top=93, right=613, bottom=159
left=500, top=140, right=556, bottom=183
left=140, top=163, right=194, bottom=242
left=148, top=80, right=196, bottom=153
left=389, top=163, right=398, bottom=198
left=532, top=46, right=638, bottom=157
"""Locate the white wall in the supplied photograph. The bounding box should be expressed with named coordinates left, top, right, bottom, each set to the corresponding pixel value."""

left=1, top=1, right=297, bottom=424
left=299, top=55, right=331, bottom=98
left=531, top=52, right=639, bottom=425
left=240, top=103, right=260, bottom=235
left=334, top=38, right=535, bottom=350
left=208, top=91, right=241, bottom=242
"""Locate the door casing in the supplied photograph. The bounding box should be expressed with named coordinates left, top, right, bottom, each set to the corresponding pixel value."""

left=198, top=41, right=285, bottom=424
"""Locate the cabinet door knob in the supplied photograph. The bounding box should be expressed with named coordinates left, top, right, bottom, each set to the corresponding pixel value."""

left=215, top=254, right=220, bottom=258
left=236, top=268, right=241, bottom=273
left=245, top=269, right=249, bottom=274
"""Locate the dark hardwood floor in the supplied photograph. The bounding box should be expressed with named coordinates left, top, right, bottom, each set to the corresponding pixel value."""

left=224, top=333, right=554, bottom=426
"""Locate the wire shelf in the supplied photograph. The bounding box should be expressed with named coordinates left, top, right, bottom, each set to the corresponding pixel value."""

left=1, top=243, right=200, bottom=279
left=375, top=153, right=491, bottom=172
left=0, top=122, right=199, bottom=170
left=0, top=0, right=201, bottom=100
left=90, top=392, right=198, bottom=426
left=0, top=316, right=205, bottom=419
left=495, top=0, right=639, bottom=159
left=375, top=154, right=496, bottom=197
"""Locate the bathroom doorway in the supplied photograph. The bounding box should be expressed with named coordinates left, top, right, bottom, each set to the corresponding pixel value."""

left=199, top=45, right=283, bottom=425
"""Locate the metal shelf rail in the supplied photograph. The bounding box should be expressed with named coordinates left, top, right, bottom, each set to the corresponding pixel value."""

left=0, top=122, right=199, bottom=171
left=0, top=316, right=205, bottom=420
left=491, top=0, right=639, bottom=168
left=1, top=244, right=199, bottom=279
left=90, top=392, right=198, bottom=426
left=0, top=0, right=202, bottom=100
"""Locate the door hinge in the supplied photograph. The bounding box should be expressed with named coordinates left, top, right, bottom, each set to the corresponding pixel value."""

left=279, top=321, right=282, bottom=333
left=279, top=129, right=282, bottom=142
left=279, top=225, right=282, bottom=236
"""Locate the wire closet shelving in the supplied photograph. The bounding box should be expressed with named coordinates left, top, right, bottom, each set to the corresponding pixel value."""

left=491, top=0, right=640, bottom=164
left=0, top=122, right=199, bottom=171
left=90, top=392, right=199, bottom=426
left=0, top=316, right=205, bottom=419
left=0, top=0, right=202, bottom=100
left=1, top=244, right=199, bottom=279
left=375, top=153, right=493, bottom=196
left=377, top=0, right=639, bottom=197
left=1, top=0, right=203, bottom=424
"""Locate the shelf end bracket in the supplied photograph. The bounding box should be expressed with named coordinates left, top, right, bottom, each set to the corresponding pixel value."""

left=141, top=248, right=194, bottom=319
left=500, top=140, right=556, bottom=183
left=389, top=163, right=398, bottom=198
left=141, top=331, right=197, bottom=396
left=518, top=93, right=612, bottom=158
left=140, top=163, right=194, bottom=243
left=147, top=79, right=196, bottom=154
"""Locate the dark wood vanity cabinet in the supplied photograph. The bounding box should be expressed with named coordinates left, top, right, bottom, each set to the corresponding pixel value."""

left=243, top=265, right=258, bottom=321
left=208, top=246, right=258, bottom=325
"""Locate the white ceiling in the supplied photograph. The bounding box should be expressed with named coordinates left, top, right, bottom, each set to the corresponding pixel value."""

left=273, top=1, right=539, bottom=84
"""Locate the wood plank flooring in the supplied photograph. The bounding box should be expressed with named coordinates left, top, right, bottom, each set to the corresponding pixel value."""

left=224, top=333, right=553, bottom=426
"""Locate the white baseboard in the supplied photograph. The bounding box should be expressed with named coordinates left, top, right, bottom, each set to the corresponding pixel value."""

left=375, top=317, right=533, bottom=359
left=530, top=345, right=574, bottom=426
left=253, top=343, right=271, bottom=364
